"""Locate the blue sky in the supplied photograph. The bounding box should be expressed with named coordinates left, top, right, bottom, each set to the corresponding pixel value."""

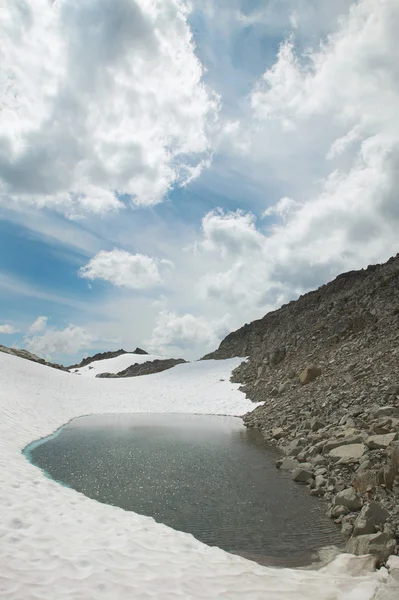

left=1, top=0, right=398, bottom=363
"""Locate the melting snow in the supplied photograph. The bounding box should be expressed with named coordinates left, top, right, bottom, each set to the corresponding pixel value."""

left=0, top=352, right=391, bottom=599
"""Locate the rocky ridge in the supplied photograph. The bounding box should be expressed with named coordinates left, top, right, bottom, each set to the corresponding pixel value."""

left=204, top=253, right=399, bottom=562
left=0, top=344, right=69, bottom=372
left=96, top=358, right=186, bottom=378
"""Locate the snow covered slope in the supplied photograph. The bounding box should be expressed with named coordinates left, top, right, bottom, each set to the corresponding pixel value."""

left=0, top=352, right=391, bottom=599
left=72, top=352, right=168, bottom=376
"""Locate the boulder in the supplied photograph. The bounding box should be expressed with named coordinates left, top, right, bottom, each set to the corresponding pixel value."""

left=386, top=385, right=399, bottom=396
left=329, top=443, right=366, bottom=461
left=366, top=433, right=397, bottom=450
left=269, top=347, right=286, bottom=366
left=374, top=405, right=399, bottom=418
left=354, top=469, right=381, bottom=494
left=299, top=365, right=322, bottom=385
left=315, top=475, right=327, bottom=488
left=353, top=502, right=390, bottom=536
left=310, top=417, right=324, bottom=432
left=284, top=438, right=306, bottom=457
left=292, top=467, right=313, bottom=483
left=279, top=457, right=299, bottom=471
left=324, top=435, right=365, bottom=454
left=346, top=532, right=396, bottom=563
left=278, top=381, right=291, bottom=395
left=271, top=427, right=285, bottom=440
left=334, top=487, right=362, bottom=511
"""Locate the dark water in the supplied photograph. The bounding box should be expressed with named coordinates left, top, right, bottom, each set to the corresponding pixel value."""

left=25, top=414, right=342, bottom=566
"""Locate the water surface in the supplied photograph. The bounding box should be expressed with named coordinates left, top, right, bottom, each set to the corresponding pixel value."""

left=26, top=414, right=342, bottom=566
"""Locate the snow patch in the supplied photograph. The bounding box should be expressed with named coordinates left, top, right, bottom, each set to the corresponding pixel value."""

left=0, top=352, right=390, bottom=599
left=72, top=352, right=169, bottom=376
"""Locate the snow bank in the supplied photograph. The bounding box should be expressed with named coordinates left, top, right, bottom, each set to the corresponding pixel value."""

left=0, top=352, right=389, bottom=599
left=72, top=352, right=167, bottom=376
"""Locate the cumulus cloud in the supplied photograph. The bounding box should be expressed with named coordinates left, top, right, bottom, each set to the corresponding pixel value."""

left=148, top=310, right=231, bottom=354
left=29, top=315, right=48, bottom=333
left=0, top=324, right=16, bottom=334
left=24, top=325, right=93, bottom=358
left=205, top=0, right=399, bottom=316
left=200, top=209, right=264, bottom=256
left=79, top=249, right=172, bottom=289
left=0, top=0, right=218, bottom=216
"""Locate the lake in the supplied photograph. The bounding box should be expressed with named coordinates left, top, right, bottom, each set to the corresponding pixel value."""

left=25, top=413, right=342, bottom=566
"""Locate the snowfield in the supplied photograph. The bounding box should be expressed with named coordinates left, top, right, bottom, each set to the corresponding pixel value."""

left=72, top=352, right=168, bottom=377
left=0, top=351, right=394, bottom=599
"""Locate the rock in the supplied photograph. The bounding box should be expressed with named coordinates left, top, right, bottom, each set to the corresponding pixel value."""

left=366, top=433, right=397, bottom=450
left=386, top=386, right=399, bottom=396
left=354, top=469, right=381, bottom=493
left=271, top=427, right=285, bottom=440
left=331, top=505, right=349, bottom=518
left=374, top=405, right=399, bottom=418
left=278, top=381, right=291, bottom=395
left=279, top=457, right=299, bottom=471
left=315, top=475, right=327, bottom=488
left=342, top=522, right=354, bottom=537
left=299, top=365, right=322, bottom=385
left=329, top=443, right=366, bottom=461
left=324, top=435, right=366, bottom=454
left=310, top=417, right=324, bottom=432
left=353, top=502, right=390, bottom=536
left=269, top=347, right=286, bottom=366
left=334, top=487, right=362, bottom=511
left=133, top=347, right=149, bottom=355
left=284, top=438, right=306, bottom=457
left=292, top=467, right=313, bottom=483
left=347, top=532, right=396, bottom=563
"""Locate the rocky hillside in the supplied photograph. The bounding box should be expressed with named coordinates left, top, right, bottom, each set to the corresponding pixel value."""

left=204, top=253, right=399, bottom=562
left=0, top=344, right=69, bottom=372
left=96, top=358, right=186, bottom=378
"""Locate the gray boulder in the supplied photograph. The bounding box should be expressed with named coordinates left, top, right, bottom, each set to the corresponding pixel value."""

left=292, top=467, right=313, bottom=483
left=334, top=487, right=362, bottom=511
left=329, top=443, right=366, bottom=461
left=347, top=532, right=396, bottom=563
left=279, top=457, right=299, bottom=471
left=353, top=502, right=390, bottom=536
left=366, top=433, right=397, bottom=450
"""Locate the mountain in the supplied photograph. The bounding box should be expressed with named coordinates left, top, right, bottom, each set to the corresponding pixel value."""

left=0, top=344, right=68, bottom=372
left=204, top=253, right=399, bottom=562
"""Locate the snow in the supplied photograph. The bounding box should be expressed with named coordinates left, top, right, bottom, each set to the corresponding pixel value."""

left=72, top=352, right=167, bottom=376
left=0, top=351, right=391, bottom=599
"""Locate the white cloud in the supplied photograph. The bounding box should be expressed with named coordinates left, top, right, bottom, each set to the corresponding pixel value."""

left=0, top=324, right=16, bottom=334
left=0, top=0, right=218, bottom=216
left=209, top=0, right=399, bottom=314
left=199, top=209, right=264, bottom=257
left=29, top=316, right=48, bottom=333
left=79, top=249, right=172, bottom=289
left=24, top=325, right=93, bottom=358
left=147, top=310, right=231, bottom=354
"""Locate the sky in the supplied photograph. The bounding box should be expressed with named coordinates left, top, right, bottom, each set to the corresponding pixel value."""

left=1, top=0, right=398, bottom=364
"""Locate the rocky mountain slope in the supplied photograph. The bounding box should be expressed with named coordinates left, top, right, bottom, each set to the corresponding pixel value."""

left=204, top=253, right=399, bottom=562
left=0, top=345, right=68, bottom=372
left=96, top=358, right=186, bottom=378
left=68, top=347, right=148, bottom=370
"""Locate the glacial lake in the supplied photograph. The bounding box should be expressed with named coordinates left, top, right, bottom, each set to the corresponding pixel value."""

left=25, top=414, right=342, bottom=566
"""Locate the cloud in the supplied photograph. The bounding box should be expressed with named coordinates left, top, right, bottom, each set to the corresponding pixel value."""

left=29, top=316, right=48, bottom=333
left=207, top=0, right=399, bottom=313
left=200, top=208, right=264, bottom=256
left=0, top=324, right=16, bottom=334
left=147, top=310, right=231, bottom=354
left=79, top=249, right=173, bottom=289
left=24, top=325, right=93, bottom=358
left=0, top=0, right=218, bottom=216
